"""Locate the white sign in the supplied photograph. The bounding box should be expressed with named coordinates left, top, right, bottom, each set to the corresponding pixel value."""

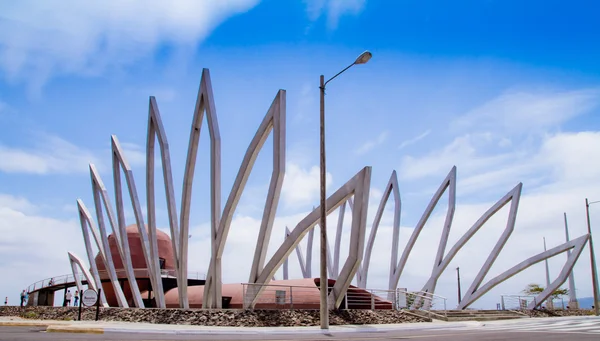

left=82, top=289, right=98, bottom=307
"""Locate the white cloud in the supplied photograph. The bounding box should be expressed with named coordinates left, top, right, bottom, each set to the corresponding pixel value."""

left=0, top=195, right=85, bottom=306
left=399, top=133, right=521, bottom=181
left=400, top=87, right=600, bottom=185
left=398, top=129, right=431, bottom=150
left=281, top=163, right=333, bottom=208
left=0, top=0, right=259, bottom=90
left=293, top=82, right=316, bottom=122
left=355, top=131, right=388, bottom=155
left=0, top=134, right=101, bottom=175
left=452, top=88, right=600, bottom=134
left=0, top=133, right=147, bottom=176
left=305, top=0, right=366, bottom=29
left=118, top=142, right=147, bottom=168
left=0, top=194, right=37, bottom=213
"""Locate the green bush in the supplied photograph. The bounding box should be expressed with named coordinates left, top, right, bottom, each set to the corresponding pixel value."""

left=22, top=311, right=39, bottom=319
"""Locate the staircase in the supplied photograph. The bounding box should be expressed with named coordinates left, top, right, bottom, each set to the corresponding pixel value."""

left=443, top=310, right=529, bottom=322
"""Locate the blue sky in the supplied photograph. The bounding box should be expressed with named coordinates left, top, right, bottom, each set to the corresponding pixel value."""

left=1, top=0, right=600, bottom=309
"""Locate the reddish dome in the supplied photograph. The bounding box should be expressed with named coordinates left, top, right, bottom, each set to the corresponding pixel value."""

left=94, top=224, right=175, bottom=307
left=95, top=224, right=175, bottom=272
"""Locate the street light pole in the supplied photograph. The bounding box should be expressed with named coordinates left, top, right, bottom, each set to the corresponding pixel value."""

left=456, top=267, right=462, bottom=304
left=319, top=51, right=372, bottom=330
left=585, top=198, right=600, bottom=316
left=319, top=74, right=328, bottom=330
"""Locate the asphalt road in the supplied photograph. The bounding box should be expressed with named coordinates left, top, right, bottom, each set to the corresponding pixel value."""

left=1, top=326, right=599, bottom=341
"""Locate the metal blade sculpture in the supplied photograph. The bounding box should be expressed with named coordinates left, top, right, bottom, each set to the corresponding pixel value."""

left=67, top=252, right=100, bottom=300
left=458, top=234, right=589, bottom=309
left=90, top=165, right=143, bottom=307
left=69, top=67, right=590, bottom=311
left=180, top=68, right=221, bottom=308
left=112, top=135, right=165, bottom=308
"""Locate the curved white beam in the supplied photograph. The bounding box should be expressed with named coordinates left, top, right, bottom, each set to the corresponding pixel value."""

left=391, top=166, right=456, bottom=291
left=90, top=165, right=143, bottom=308
left=180, top=68, right=222, bottom=309
left=204, top=90, right=286, bottom=308
left=112, top=135, right=165, bottom=308
left=76, top=200, right=112, bottom=307
left=457, top=234, right=589, bottom=309
left=245, top=166, right=371, bottom=308
left=67, top=251, right=109, bottom=307
left=147, top=96, right=185, bottom=307
left=333, top=201, right=346, bottom=277
left=564, top=212, right=579, bottom=307
left=248, top=89, right=286, bottom=284
left=359, top=170, right=401, bottom=288
left=68, top=252, right=96, bottom=291
left=415, top=182, right=522, bottom=309
left=305, top=226, right=314, bottom=277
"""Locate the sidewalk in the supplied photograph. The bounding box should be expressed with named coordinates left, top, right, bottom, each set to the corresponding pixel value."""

left=0, top=316, right=480, bottom=335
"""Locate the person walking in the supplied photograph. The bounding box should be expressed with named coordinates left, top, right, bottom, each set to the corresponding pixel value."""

left=65, top=290, right=72, bottom=306
left=20, top=290, right=25, bottom=307
left=73, top=290, right=79, bottom=306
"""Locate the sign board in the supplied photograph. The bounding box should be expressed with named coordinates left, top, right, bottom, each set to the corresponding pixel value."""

left=82, top=289, right=98, bottom=307
left=397, top=288, right=408, bottom=308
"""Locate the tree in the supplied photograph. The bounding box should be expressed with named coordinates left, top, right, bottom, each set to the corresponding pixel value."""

left=523, top=283, right=569, bottom=299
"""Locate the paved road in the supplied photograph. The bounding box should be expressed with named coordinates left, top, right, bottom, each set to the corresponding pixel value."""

left=1, top=317, right=599, bottom=340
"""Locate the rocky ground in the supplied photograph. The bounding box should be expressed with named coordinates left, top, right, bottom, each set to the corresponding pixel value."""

left=0, top=306, right=429, bottom=326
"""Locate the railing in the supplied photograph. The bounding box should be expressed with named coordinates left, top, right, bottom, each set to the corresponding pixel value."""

left=500, top=294, right=569, bottom=310
left=396, top=289, right=448, bottom=318
left=27, top=273, right=74, bottom=293
left=240, top=283, right=447, bottom=317
left=27, top=270, right=205, bottom=293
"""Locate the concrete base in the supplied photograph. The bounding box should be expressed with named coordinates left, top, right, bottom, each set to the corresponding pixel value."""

left=567, top=300, right=579, bottom=309
left=27, top=291, right=54, bottom=307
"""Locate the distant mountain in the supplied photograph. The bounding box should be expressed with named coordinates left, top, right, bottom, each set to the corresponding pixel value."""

left=578, top=297, right=594, bottom=309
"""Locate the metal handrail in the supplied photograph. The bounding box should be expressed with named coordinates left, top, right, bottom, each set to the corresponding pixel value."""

left=27, top=269, right=206, bottom=293
left=395, top=289, right=448, bottom=318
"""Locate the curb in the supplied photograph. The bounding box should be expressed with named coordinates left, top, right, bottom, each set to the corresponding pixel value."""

left=0, top=321, right=52, bottom=327
left=46, top=325, right=104, bottom=334
left=98, top=322, right=477, bottom=335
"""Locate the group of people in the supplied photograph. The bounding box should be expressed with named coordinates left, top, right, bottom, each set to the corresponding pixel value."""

left=4, top=289, right=81, bottom=307
left=3, top=291, right=29, bottom=306
left=63, top=289, right=79, bottom=306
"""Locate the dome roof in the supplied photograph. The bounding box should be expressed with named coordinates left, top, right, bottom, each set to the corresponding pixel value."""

left=95, top=224, right=175, bottom=271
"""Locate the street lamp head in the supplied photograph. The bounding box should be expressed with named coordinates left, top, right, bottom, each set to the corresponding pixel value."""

left=354, top=51, right=372, bottom=65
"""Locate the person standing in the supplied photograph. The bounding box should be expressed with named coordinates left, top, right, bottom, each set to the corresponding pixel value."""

left=73, top=290, right=79, bottom=306
left=20, top=290, right=25, bottom=307
left=65, top=290, right=72, bottom=306
left=4, top=297, right=7, bottom=305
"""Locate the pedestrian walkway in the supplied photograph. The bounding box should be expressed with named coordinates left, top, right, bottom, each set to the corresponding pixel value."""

left=0, top=315, right=598, bottom=335
left=473, top=316, right=600, bottom=334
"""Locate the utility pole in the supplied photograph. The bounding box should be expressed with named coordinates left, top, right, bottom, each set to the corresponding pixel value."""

left=318, top=51, right=372, bottom=330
